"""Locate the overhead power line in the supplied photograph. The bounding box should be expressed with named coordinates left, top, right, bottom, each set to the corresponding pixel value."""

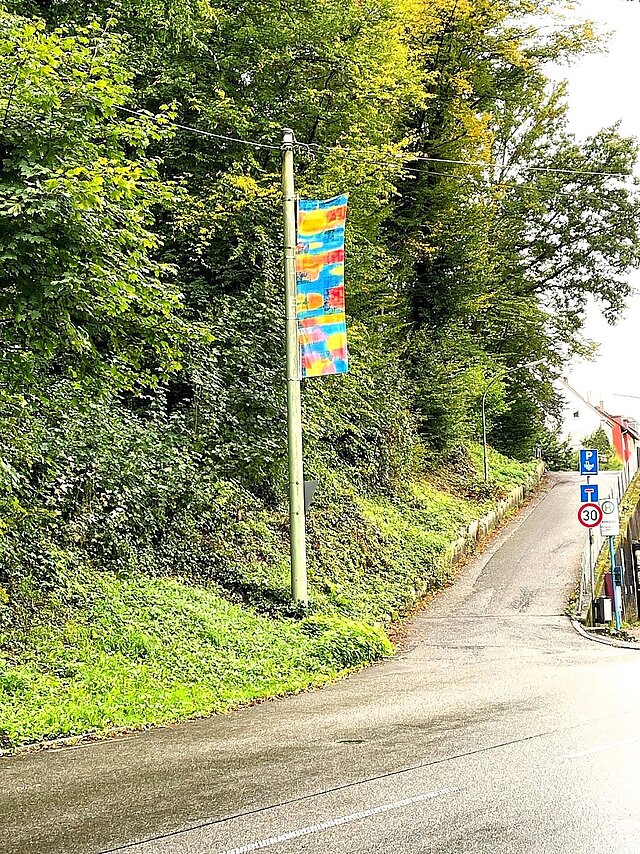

left=322, top=143, right=637, bottom=181
left=114, top=106, right=281, bottom=151
left=403, top=155, right=635, bottom=180
left=395, top=166, right=640, bottom=196
left=114, top=106, right=639, bottom=184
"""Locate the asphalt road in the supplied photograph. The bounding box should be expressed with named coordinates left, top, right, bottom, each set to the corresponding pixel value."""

left=3, top=472, right=640, bottom=854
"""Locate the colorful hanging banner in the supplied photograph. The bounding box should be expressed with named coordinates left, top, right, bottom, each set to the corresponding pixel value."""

left=296, top=194, right=348, bottom=378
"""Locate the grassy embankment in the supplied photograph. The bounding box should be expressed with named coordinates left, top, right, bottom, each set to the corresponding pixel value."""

left=0, top=444, right=538, bottom=749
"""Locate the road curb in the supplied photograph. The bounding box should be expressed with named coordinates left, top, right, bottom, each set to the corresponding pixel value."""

left=570, top=617, right=640, bottom=650
left=442, top=462, right=546, bottom=575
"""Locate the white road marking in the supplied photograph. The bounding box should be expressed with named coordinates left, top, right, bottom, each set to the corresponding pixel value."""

left=567, top=736, right=640, bottom=759
left=214, top=786, right=459, bottom=854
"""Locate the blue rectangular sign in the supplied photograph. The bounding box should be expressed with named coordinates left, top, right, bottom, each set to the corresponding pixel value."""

left=580, top=484, right=599, bottom=503
left=579, top=449, right=599, bottom=475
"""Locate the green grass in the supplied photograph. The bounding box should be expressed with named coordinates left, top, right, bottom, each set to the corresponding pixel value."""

left=348, top=446, right=539, bottom=620
left=0, top=573, right=391, bottom=748
left=0, top=443, right=539, bottom=749
left=467, top=443, right=539, bottom=490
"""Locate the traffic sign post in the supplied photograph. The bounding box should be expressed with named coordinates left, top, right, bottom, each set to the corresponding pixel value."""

left=577, top=449, right=602, bottom=622
left=579, top=502, right=603, bottom=616
left=588, top=527, right=595, bottom=620
left=599, top=498, right=622, bottom=630
left=579, top=449, right=599, bottom=476
left=608, top=535, right=622, bottom=631
left=580, top=484, right=599, bottom=504
left=578, top=502, right=603, bottom=528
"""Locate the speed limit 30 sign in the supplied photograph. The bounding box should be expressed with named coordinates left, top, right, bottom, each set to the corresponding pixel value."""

left=578, top=502, right=603, bottom=528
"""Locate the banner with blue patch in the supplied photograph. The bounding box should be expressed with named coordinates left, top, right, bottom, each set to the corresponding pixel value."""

left=296, top=194, right=348, bottom=378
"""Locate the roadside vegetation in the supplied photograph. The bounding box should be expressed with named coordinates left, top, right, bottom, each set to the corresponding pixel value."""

left=1, top=1, right=639, bottom=747
left=592, top=467, right=640, bottom=589
left=0, top=445, right=537, bottom=748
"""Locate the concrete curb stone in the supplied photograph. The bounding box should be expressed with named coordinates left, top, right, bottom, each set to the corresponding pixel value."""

left=570, top=618, right=640, bottom=650
left=439, top=461, right=545, bottom=575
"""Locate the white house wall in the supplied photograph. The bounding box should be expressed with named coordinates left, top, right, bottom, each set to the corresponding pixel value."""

left=557, top=386, right=614, bottom=451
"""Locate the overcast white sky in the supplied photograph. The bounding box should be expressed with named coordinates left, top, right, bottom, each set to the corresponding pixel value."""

left=557, top=0, right=640, bottom=418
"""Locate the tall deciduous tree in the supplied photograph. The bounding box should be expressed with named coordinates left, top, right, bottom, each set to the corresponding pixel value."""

left=0, top=12, right=184, bottom=393
left=391, top=0, right=640, bottom=455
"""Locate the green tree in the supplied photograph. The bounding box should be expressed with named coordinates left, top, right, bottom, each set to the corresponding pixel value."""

left=0, top=11, right=185, bottom=393
left=391, top=1, right=640, bottom=456
left=537, top=429, right=578, bottom=471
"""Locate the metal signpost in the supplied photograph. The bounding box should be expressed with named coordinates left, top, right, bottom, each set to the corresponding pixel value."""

left=576, top=447, right=623, bottom=629
left=578, top=450, right=599, bottom=618
left=601, top=498, right=622, bottom=630
left=280, top=129, right=347, bottom=605
left=282, top=129, right=308, bottom=606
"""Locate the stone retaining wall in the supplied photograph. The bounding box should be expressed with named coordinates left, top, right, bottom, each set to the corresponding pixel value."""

left=439, top=462, right=545, bottom=574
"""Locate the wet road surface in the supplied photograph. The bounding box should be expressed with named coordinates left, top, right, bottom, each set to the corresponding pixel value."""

left=3, top=472, right=640, bottom=853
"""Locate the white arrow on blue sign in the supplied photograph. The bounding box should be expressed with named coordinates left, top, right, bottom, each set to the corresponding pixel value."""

left=579, top=449, right=599, bottom=475
left=580, top=484, right=599, bottom=503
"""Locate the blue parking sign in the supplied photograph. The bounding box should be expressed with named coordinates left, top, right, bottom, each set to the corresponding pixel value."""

left=580, top=484, right=599, bottom=503
left=579, top=449, right=599, bottom=475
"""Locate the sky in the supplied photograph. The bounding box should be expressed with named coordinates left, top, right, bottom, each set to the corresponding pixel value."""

left=556, top=0, right=640, bottom=418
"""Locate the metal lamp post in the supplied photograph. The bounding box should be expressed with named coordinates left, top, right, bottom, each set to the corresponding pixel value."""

left=482, top=359, right=546, bottom=483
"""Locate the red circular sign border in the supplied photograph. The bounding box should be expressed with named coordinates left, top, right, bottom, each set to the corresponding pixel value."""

left=578, top=502, right=603, bottom=528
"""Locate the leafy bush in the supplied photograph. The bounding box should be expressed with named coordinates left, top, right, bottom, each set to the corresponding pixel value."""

left=0, top=383, right=286, bottom=604
left=301, top=614, right=393, bottom=668
left=537, top=430, right=579, bottom=471
left=0, top=13, right=185, bottom=394
left=303, top=324, right=419, bottom=495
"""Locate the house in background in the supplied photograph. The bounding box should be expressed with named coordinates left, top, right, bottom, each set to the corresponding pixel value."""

left=606, top=412, right=640, bottom=464
left=557, top=380, right=639, bottom=464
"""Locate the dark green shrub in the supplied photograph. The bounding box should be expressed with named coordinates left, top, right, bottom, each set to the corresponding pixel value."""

left=301, top=614, right=393, bottom=669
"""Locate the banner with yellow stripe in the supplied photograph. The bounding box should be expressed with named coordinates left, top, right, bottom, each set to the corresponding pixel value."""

left=296, top=194, right=348, bottom=378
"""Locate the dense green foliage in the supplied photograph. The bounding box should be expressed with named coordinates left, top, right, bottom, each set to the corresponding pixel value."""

left=1, top=0, right=639, bottom=744
left=0, top=14, right=185, bottom=392
left=1, top=447, right=537, bottom=747
left=537, top=430, right=579, bottom=472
